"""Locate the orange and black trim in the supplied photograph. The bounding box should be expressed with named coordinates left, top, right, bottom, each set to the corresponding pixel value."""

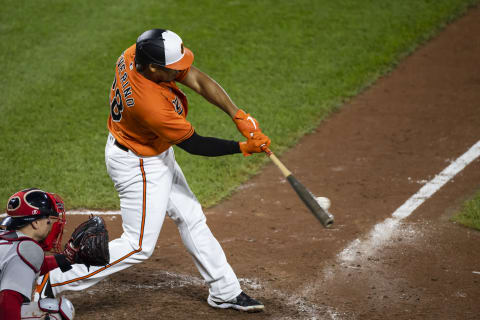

left=48, top=159, right=148, bottom=288
left=34, top=272, right=50, bottom=296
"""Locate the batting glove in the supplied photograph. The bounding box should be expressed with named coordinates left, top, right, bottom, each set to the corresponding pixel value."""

left=233, top=109, right=262, bottom=139
left=239, top=132, right=271, bottom=156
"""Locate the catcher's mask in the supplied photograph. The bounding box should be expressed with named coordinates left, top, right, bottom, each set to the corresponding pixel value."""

left=1, top=188, right=66, bottom=252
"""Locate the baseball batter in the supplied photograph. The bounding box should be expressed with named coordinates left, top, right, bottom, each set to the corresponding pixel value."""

left=37, top=29, right=270, bottom=312
left=0, top=188, right=75, bottom=320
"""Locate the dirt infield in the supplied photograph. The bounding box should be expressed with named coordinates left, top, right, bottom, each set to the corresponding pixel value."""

left=64, top=6, right=480, bottom=319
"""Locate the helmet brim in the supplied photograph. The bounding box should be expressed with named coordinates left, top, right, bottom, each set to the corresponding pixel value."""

left=165, top=47, right=194, bottom=70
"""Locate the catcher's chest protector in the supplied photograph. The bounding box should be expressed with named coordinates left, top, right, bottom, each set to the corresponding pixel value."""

left=0, top=231, right=45, bottom=300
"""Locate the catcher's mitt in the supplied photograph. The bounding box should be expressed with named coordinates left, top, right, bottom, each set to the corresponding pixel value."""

left=63, top=215, right=109, bottom=269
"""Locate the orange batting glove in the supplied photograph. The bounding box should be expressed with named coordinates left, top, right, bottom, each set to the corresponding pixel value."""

left=233, top=109, right=262, bottom=139
left=239, top=132, right=271, bottom=156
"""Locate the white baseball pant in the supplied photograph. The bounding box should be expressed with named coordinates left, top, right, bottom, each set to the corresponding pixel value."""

left=42, top=134, right=241, bottom=301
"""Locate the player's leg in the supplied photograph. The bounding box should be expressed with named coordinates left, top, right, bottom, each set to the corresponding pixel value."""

left=166, top=154, right=241, bottom=301
left=166, top=151, right=264, bottom=311
left=37, top=135, right=172, bottom=296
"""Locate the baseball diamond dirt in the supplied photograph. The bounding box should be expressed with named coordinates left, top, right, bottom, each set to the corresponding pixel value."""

left=63, top=5, right=479, bottom=320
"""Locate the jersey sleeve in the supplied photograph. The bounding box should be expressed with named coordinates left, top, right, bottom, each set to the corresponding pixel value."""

left=0, top=256, right=37, bottom=301
left=137, top=96, right=194, bottom=144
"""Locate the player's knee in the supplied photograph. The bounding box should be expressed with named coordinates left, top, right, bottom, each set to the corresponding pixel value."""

left=134, top=245, right=155, bottom=261
left=176, top=210, right=207, bottom=231
left=123, top=236, right=155, bottom=261
left=188, top=214, right=208, bottom=234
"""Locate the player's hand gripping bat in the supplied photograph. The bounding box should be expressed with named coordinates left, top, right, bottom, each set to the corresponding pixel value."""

left=262, top=146, right=334, bottom=228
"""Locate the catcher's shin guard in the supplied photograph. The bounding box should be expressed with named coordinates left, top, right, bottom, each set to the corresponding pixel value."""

left=22, top=297, right=75, bottom=320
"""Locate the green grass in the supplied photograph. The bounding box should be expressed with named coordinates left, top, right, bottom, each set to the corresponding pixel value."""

left=1, top=0, right=478, bottom=209
left=452, top=191, right=480, bottom=231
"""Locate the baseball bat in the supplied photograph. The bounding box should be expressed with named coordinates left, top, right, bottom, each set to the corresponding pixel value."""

left=262, top=147, right=334, bottom=228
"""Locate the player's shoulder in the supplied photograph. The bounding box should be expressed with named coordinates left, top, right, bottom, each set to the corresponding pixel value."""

left=126, top=43, right=136, bottom=54
left=16, top=238, right=45, bottom=272
left=121, top=44, right=135, bottom=64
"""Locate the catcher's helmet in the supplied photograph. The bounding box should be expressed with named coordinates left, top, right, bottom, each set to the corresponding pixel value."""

left=135, top=29, right=194, bottom=70
left=1, top=188, right=66, bottom=252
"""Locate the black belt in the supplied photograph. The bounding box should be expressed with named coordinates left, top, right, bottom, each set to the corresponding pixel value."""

left=114, top=140, right=129, bottom=152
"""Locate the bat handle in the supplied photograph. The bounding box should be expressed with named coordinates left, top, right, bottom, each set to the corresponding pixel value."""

left=261, top=145, right=292, bottom=177
left=261, top=144, right=273, bottom=156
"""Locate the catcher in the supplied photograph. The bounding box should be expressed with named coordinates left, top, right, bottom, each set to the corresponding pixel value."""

left=0, top=188, right=109, bottom=320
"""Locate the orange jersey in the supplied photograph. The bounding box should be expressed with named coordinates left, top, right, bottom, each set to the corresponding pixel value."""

left=107, top=44, right=194, bottom=156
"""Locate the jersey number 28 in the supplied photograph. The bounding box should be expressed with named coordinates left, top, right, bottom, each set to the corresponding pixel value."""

left=110, top=77, right=124, bottom=122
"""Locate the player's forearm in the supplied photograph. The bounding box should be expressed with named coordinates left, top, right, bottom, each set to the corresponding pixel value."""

left=181, top=67, right=239, bottom=117
left=177, top=131, right=240, bottom=156
left=198, top=79, right=238, bottom=117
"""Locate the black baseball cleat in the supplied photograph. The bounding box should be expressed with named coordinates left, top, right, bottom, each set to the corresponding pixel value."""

left=207, top=292, right=264, bottom=312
